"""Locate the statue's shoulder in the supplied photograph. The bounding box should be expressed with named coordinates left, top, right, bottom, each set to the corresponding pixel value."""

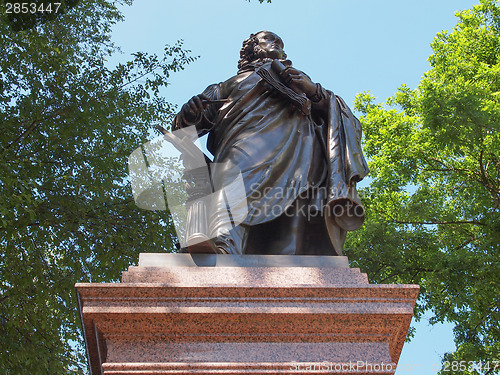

left=217, top=71, right=255, bottom=97
left=222, top=71, right=253, bottom=86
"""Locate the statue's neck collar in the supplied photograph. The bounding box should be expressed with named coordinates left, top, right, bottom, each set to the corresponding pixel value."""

left=238, top=58, right=292, bottom=74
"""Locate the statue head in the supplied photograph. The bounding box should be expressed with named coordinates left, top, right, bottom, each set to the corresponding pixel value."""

left=238, top=31, right=287, bottom=70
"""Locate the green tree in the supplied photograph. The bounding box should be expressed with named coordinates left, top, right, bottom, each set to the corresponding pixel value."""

left=347, top=0, right=499, bottom=373
left=0, top=0, right=194, bottom=372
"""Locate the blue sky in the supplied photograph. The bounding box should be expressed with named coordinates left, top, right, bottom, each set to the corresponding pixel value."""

left=110, top=1, right=479, bottom=373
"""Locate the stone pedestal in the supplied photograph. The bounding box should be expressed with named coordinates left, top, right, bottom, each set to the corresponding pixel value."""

left=76, top=254, right=419, bottom=375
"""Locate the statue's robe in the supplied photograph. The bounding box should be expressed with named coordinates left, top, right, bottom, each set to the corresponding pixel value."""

left=174, top=60, right=369, bottom=255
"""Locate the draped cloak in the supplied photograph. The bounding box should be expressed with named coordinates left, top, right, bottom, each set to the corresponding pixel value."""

left=174, top=61, right=369, bottom=255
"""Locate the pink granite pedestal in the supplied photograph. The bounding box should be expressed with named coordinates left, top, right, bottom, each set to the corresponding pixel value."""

left=76, top=254, right=419, bottom=375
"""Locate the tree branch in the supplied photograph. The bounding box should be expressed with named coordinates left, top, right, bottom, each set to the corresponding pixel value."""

left=390, top=219, right=486, bottom=226
left=2, top=108, right=71, bottom=156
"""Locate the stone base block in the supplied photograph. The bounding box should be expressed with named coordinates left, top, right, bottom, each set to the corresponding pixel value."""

left=76, top=254, right=419, bottom=375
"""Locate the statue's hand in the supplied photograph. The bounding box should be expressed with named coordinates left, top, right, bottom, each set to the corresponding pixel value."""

left=180, top=94, right=209, bottom=125
left=281, top=67, right=317, bottom=98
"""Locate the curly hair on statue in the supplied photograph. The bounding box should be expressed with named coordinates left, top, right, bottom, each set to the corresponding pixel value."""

left=237, top=31, right=288, bottom=70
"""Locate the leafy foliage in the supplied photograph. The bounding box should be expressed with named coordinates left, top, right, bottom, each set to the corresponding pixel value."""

left=0, top=0, right=194, bottom=372
left=347, top=1, right=500, bottom=373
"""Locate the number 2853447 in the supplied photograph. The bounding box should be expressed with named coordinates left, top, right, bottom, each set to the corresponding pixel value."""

left=5, top=3, right=62, bottom=14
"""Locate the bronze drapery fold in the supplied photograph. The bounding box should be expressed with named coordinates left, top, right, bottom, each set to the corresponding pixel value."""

left=173, top=58, right=369, bottom=255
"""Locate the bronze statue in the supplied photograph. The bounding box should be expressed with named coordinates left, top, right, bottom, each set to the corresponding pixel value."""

left=173, top=31, right=369, bottom=256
